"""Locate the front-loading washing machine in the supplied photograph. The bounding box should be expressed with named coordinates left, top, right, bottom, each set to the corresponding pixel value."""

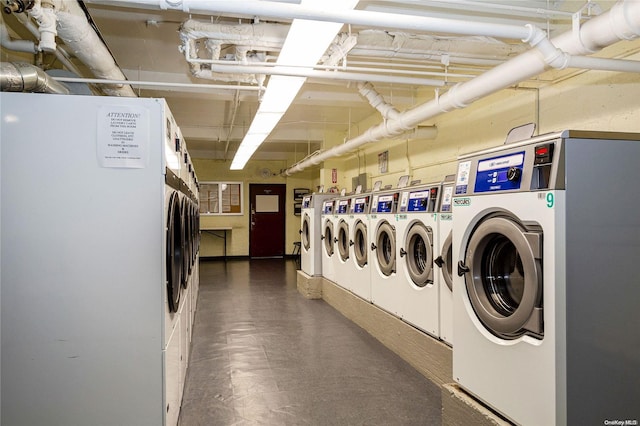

left=348, top=193, right=372, bottom=301
left=395, top=183, right=441, bottom=337
left=452, top=130, right=640, bottom=425
left=333, top=195, right=352, bottom=291
left=300, top=193, right=334, bottom=276
left=434, top=175, right=455, bottom=345
left=320, top=198, right=337, bottom=283
left=369, top=189, right=403, bottom=316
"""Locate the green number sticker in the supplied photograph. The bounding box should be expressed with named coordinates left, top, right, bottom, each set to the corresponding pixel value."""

left=546, top=192, right=554, bottom=208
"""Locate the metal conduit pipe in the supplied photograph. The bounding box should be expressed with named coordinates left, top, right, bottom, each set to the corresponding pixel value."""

left=0, top=61, right=70, bottom=94
left=282, top=0, right=640, bottom=175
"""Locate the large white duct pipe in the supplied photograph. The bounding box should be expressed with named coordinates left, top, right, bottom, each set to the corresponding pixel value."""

left=51, top=1, right=135, bottom=97
left=283, top=0, right=640, bottom=175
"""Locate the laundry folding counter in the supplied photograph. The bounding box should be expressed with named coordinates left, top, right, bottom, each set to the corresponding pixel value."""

left=201, top=227, right=232, bottom=258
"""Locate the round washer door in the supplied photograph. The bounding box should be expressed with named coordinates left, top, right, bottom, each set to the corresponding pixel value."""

left=353, top=220, right=368, bottom=268
left=374, top=221, right=396, bottom=276
left=404, top=223, right=434, bottom=287
left=166, top=192, right=182, bottom=313
left=301, top=213, right=311, bottom=251
left=323, top=220, right=334, bottom=256
left=462, top=214, right=543, bottom=340
left=337, top=220, right=350, bottom=261
left=439, top=231, right=453, bottom=292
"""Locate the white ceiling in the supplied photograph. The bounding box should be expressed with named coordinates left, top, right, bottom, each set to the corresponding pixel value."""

left=3, top=0, right=638, bottom=169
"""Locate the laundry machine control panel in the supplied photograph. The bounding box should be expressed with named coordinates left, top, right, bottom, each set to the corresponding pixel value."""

left=322, top=200, right=334, bottom=214
left=371, top=192, right=399, bottom=213
left=398, top=187, right=439, bottom=213
left=351, top=195, right=370, bottom=213
left=302, top=196, right=312, bottom=209
left=455, top=133, right=569, bottom=196
left=336, top=198, right=350, bottom=214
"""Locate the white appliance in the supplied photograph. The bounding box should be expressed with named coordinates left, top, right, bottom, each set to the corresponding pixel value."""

left=452, top=130, right=640, bottom=425
left=300, top=193, right=334, bottom=276
left=369, top=189, right=403, bottom=316
left=332, top=195, right=352, bottom=291
left=320, top=198, right=337, bottom=283
left=435, top=176, right=455, bottom=345
left=395, top=183, right=442, bottom=337
left=348, top=193, right=372, bottom=301
left=0, top=92, right=199, bottom=426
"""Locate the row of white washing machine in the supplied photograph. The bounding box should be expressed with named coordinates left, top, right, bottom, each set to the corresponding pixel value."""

left=300, top=130, right=640, bottom=425
left=300, top=179, right=456, bottom=343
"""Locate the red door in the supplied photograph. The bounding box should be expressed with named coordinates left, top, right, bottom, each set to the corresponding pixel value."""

left=249, top=184, right=286, bottom=258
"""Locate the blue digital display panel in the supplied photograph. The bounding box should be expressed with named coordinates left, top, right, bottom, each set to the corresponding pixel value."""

left=407, top=191, right=429, bottom=212
left=474, top=151, right=525, bottom=193
left=322, top=202, right=333, bottom=214
left=337, top=200, right=349, bottom=214
left=353, top=198, right=367, bottom=213
left=376, top=195, right=395, bottom=213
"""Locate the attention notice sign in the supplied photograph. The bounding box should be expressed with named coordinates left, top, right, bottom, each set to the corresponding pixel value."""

left=97, top=105, right=149, bottom=168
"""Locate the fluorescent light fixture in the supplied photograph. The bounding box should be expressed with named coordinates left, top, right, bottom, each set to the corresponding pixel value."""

left=230, top=0, right=359, bottom=170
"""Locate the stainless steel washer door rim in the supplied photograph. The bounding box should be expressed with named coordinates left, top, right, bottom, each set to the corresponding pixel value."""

left=440, top=231, right=453, bottom=292
left=337, top=220, right=350, bottom=261
left=375, top=221, right=396, bottom=276
left=301, top=213, right=311, bottom=251
left=464, top=215, right=543, bottom=339
left=405, top=223, right=434, bottom=287
left=323, top=220, right=334, bottom=256
left=353, top=220, right=368, bottom=268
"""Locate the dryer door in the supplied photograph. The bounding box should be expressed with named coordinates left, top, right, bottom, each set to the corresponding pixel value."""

left=460, top=214, right=543, bottom=340
left=373, top=221, right=396, bottom=276
left=353, top=220, right=368, bottom=268
left=323, top=220, right=334, bottom=256
left=301, top=213, right=311, bottom=251
left=337, top=220, right=350, bottom=261
left=404, top=222, right=434, bottom=287
left=166, top=192, right=182, bottom=313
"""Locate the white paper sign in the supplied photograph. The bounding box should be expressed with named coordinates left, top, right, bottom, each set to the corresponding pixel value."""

left=97, top=105, right=149, bottom=168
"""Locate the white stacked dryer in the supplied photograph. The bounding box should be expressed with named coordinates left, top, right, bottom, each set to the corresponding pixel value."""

left=300, top=193, right=334, bottom=276
left=452, top=130, right=640, bottom=425
left=320, top=198, right=337, bottom=283
left=1, top=92, right=198, bottom=426
left=395, top=183, right=442, bottom=337
left=348, top=193, right=372, bottom=301
left=333, top=195, right=352, bottom=291
left=369, top=189, right=403, bottom=316
left=435, top=175, right=455, bottom=345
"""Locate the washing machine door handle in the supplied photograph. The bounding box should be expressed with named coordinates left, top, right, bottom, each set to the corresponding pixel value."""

left=321, top=235, right=325, bottom=240
left=434, top=255, right=444, bottom=268
left=457, top=260, right=469, bottom=276
left=349, top=239, right=354, bottom=246
left=400, top=248, right=407, bottom=257
left=371, top=242, right=377, bottom=251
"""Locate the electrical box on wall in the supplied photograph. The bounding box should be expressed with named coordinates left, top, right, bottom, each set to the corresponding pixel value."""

left=352, top=173, right=368, bottom=192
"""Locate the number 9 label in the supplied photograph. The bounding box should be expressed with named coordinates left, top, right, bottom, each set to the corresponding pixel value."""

left=546, top=192, right=554, bottom=208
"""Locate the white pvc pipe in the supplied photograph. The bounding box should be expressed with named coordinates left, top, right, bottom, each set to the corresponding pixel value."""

left=283, top=0, right=640, bottom=175
left=0, top=20, right=37, bottom=53
left=88, top=0, right=533, bottom=40
left=52, top=76, right=262, bottom=91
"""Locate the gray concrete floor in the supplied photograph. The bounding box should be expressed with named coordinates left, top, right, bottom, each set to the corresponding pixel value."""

left=179, top=259, right=441, bottom=425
